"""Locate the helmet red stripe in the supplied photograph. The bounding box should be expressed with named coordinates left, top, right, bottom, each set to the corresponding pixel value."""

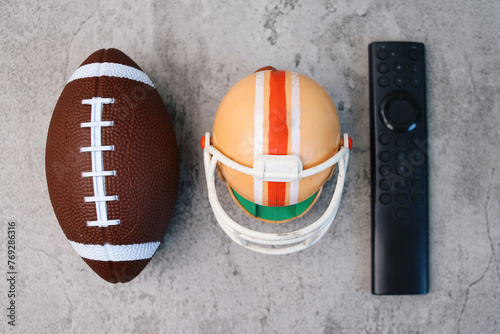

left=268, top=70, right=288, bottom=206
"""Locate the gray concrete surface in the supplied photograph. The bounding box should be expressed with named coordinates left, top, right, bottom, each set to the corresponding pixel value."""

left=1, top=0, right=499, bottom=333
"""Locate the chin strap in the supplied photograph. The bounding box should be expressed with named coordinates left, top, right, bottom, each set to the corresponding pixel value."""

left=202, top=132, right=351, bottom=255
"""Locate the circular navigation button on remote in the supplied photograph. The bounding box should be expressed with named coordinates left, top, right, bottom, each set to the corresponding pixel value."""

left=378, top=76, right=390, bottom=87
left=380, top=193, right=392, bottom=205
left=379, top=134, right=391, bottom=145
left=379, top=92, right=420, bottom=132
left=377, top=63, right=390, bottom=74
left=379, top=150, right=391, bottom=162
left=396, top=207, right=409, bottom=219
left=390, top=101, right=413, bottom=124
left=377, top=49, right=390, bottom=60
left=409, top=63, right=418, bottom=73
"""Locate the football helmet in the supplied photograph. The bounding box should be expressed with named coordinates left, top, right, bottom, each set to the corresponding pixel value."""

left=202, top=67, right=351, bottom=254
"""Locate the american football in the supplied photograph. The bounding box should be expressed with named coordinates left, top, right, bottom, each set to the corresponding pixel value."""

left=45, top=49, right=179, bottom=283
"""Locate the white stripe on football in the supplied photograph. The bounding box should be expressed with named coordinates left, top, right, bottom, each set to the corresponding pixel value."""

left=68, top=62, right=154, bottom=88
left=69, top=241, right=161, bottom=262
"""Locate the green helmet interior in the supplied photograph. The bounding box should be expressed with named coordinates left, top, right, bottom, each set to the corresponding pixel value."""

left=232, top=189, right=318, bottom=222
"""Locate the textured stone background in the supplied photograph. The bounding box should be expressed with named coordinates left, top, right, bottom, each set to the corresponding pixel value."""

left=1, top=0, right=499, bottom=333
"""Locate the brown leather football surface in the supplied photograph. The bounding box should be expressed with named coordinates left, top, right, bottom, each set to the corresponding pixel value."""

left=45, top=49, right=179, bottom=283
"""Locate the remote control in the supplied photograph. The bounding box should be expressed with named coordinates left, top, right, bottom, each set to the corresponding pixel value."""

left=369, top=41, right=429, bottom=295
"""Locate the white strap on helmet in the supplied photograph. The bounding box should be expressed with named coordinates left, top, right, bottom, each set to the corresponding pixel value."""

left=203, top=133, right=350, bottom=255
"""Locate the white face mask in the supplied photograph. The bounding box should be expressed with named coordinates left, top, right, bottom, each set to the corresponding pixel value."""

left=202, top=133, right=351, bottom=255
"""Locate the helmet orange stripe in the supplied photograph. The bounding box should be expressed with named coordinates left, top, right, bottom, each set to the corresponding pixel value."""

left=268, top=70, right=288, bottom=206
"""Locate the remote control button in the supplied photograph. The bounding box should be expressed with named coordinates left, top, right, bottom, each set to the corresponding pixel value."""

left=379, top=92, right=420, bottom=132
left=410, top=77, right=421, bottom=87
left=396, top=207, right=409, bottom=220
left=396, top=151, right=407, bottom=161
left=410, top=150, right=424, bottom=164
left=394, top=76, right=405, bottom=87
left=413, top=166, right=423, bottom=176
left=379, top=150, right=391, bottom=162
left=394, top=62, right=405, bottom=73
left=377, top=63, right=390, bottom=74
left=396, top=193, right=408, bottom=204
left=380, top=179, right=391, bottom=191
left=396, top=137, right=407, bottom=147
left=380, top=193, right=392, bottom=205
left=396, top=180, right=407, bottom=190
left=412, top=193, right=424, bottom=205
left=379, top=134, right=391, bottom=145
left=412, top=179, right=424, bottom=190
left=380, top=165, right=392, bottom=176
left=409, top=63, right=418, bottom=73
left=390, top=103, right=413, bottom=126
left=397, top=164, right=411, bottom=177
left=378, top=76, right=390, bottom=87
left=377, top=49, right=390, bottom=60
left=411, top=134, right=421, bottom=145
left=408, top=49, right=420, bottom=60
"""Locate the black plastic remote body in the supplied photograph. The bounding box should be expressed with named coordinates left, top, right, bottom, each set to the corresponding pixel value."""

left=369, top=41, right=429, bottom=295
